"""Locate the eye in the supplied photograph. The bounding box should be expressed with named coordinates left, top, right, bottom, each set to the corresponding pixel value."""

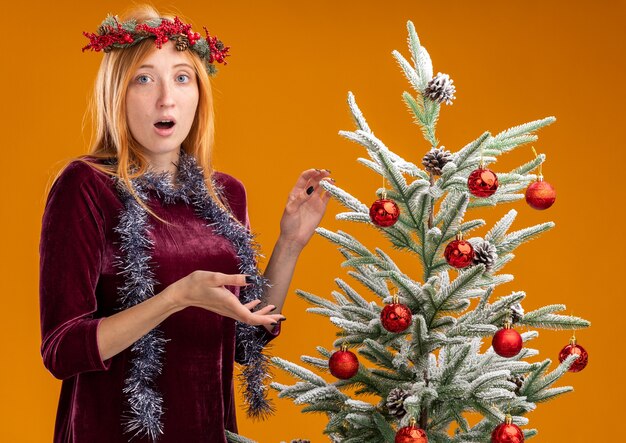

left=136, top=75, right=151, bottom=84
left=176, top=74, right=190, bottom=83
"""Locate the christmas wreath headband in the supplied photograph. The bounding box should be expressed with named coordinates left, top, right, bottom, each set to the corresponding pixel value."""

left=82, top=15, right=230, bottom=76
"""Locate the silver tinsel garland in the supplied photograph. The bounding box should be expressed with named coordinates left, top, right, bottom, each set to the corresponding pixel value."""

left=110, top=149, right=273, bottom=441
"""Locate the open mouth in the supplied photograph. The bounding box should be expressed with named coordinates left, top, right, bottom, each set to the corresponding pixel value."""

left=154, top=120, right=175, bottom=129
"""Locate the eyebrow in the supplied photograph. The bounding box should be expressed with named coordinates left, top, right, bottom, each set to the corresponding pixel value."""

left=137, top=63, right=194, bottom=69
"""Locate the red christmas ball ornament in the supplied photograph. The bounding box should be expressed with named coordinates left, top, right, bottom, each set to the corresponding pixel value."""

left=492, top=322, right=523, bottom=358
left=525, top=178, right=556, bottom=210
left=329, top=345, right=359, bottom=379
left=444, top=233, right=475, bottom=268
left=558, top=336, right=588, bottom=372
left=395, top=417, right=428, bottom=443
left=370, top=198, right=400, bottom=227
left=491, top=415, right=524, bottom=443
left=381, top=295, right=413, bottom=333
left=468, top=167, right=499, bottom=197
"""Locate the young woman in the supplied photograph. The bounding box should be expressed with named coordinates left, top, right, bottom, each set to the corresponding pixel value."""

left=39, top=5, right=331, bottom=442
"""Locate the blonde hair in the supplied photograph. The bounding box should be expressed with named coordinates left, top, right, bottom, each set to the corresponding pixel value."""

left=53, top=4, right=229, bottom=225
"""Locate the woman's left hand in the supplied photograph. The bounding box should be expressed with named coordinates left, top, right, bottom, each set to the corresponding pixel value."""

left=279, top=169, right=333, bottom=251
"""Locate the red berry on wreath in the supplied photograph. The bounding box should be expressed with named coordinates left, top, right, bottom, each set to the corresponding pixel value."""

left=381, top=294, right=413, bottom=333
left=444, top=232, right=475, bottom=269
left=395, top=417, right=428, bottom=443
left=491, top=414, right=524, bottom=443
left=370, top=198, right=400, bottom=227
left=558, top=336, right=588, bottom=372
left=468, top=167, right=499, bottom=197
left=525, top=177, right=556, bottom=210
left=329, top=344, right=359, bottom=379
left=492, top=321, right=523, bottom=358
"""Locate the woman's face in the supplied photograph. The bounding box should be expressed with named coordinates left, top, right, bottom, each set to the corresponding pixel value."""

left=125, top=41, right=199, bottom=163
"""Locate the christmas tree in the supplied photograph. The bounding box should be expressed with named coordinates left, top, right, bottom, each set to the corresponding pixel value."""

left=227, top=21, right=590, bottom=443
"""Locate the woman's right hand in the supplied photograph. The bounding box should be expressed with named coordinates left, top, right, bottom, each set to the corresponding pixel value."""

left=169, top=270, right=285, bottom=327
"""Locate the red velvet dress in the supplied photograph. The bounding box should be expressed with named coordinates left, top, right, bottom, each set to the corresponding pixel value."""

left=39, top=159, right=280, bottom=442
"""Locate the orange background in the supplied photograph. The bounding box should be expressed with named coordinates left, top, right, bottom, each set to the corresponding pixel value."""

left=1, top=0, right=624, bottom=441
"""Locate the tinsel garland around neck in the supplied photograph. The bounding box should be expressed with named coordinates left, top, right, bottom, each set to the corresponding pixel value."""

left=108, top=150, right=274, bottom=441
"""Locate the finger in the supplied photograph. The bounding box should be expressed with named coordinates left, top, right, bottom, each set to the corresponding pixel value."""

left=311, top=177, right=335, bottom=197
left=243, top=301, right=277, bottom=314
left=221, top=273, right=251, bottom=287
left=290, top=177, right=334, bottom=211
left=293, top=169, right=331, bottom=192
left=320, top=188, right=332, bottom=205
left=254, top=304, right=278, bottom=315
left=306, top=175, right=336, bottom=197
left=248, top=313, right=286, bottom=326
left=243, top=299, right=263, bottom=310
left=197, top=271, right=248, bottom=287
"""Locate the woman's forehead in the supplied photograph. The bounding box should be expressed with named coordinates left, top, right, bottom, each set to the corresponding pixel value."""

left=138, top=41, right=194, bottom=70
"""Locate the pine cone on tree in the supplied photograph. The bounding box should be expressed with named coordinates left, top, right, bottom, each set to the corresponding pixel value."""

left=508, top=374, right=525, bottom=395
left=386, top=387, right=410, bottom=418
left=422, top=146, right=453, bottom=176
left=473, top=240, right=498, bottom=271
left=510, top=303, right=525, bottom=324
left=424, top=72, right=456, bottom=105
left=175, top=35, right=190, bottom=51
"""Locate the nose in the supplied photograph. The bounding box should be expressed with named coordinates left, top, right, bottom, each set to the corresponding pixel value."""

left=157, top=80, right=175, bottom=108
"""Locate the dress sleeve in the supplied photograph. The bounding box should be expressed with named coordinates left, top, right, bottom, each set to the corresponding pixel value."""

left=215, top=173, right=281, bottom=364
left=39, top=161, right=112, bottom=380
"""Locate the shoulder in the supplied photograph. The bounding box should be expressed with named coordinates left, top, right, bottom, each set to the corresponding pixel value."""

left=45, top=157, right=119, bottom=216
left=52, top=157, right=113, bottom=192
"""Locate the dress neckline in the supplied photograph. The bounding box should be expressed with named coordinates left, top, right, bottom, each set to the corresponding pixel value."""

left=104, top=150, right=204, bottom=204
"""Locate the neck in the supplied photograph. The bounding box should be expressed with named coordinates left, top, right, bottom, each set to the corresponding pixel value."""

left=144, top=148, right=182, bottom=177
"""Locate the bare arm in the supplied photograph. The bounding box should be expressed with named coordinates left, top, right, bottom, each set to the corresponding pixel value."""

left=96, top=285, right=181, bottom=361
left=258, top=237, right=302, bottom=332
left=256, top=169, right=333, bottom=332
